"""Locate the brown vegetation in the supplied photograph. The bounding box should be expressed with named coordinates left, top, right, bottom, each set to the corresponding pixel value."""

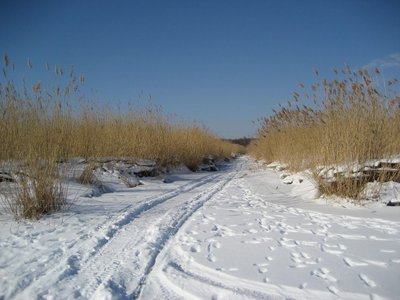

left=249, top=66, right=400, bottom=199
left=0, top=55, right=244, bottom=219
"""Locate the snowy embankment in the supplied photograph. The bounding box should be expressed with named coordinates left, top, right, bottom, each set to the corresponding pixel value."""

left=1, top=156, right=400, bottom=299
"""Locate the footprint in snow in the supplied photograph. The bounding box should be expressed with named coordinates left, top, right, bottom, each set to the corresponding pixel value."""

left=253, top=262, right=268, bottom=267
left=327, top=285, right=340, bottom=295
left=190, top=245, right=201, bottom=253
left=290, top=252, right=317, bottom=267
left=320, top=244, right=343, bottom=255
left=320, top=267, right=330, bottom=274
left=343, top=257, right=368, bottom=267
left=213, top=241, right=221, bottom=249
left=258, top=267, right=268, bottom=274
left=311, top=268, right=337, bottom=282
left=207, top=254, right=217, bottom=262
left=290, top=252, right=301, bottom=258
left=211, top=224, right=236, bottom=237
left=265, top=256, right=273, bottom=261
left=299, top=283, right=307, bottom=289
left=301, top=252, right=310, bottom=259
left=277, top=238, right=298, bottom=248
left=359, top=273, right=377, bottom=287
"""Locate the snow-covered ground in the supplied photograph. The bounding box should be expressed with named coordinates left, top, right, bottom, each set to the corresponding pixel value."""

left=1, top=156, right=399, bottom=299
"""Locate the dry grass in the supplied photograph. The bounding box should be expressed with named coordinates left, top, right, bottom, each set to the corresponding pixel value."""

left=3, top=159, right=66, bottom=220
left=0, top=55, right=244, bottom=219
left=249, top=66, right=400, bottom=199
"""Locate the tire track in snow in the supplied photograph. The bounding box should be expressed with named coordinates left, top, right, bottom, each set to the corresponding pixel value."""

left=140, top=161, right=400, bottom=300
left=18, top=171, right=221, bottom=298
left=131, top=165, right=242, bottom=299
left=39, top=160, right=243, bottom=299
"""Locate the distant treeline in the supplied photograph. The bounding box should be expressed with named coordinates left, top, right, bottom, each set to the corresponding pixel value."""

left=225, top=138, right=254, bottom=147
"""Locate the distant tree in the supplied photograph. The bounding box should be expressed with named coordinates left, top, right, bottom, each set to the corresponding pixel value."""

left=224, top=137, right=254, bottom=147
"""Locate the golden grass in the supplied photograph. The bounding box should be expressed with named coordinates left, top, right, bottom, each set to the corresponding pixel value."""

left=5, top=158, right=66, bottom=220
left=249, top=66, right=400, bottom=198
left=0, top=55, right=244, bottom=219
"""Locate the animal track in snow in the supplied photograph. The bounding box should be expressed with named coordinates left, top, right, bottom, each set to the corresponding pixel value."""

left=213, top=242, right=221, bottom=249
left=311, top=268, right=337, bottom=282
left=299, top=282, right=307, bottom=289
left=190, top=245, right=201, bottom=253
left=210, top=224, right=237, bottom=237
left=289, top=251, right=316, bottom=268
left=265, top=256, right=273, bottom=261
left=207, top=254, right=216, bottom=262
left=258, top=267, right=268, bottom=274
left=320, top=244, right=343, bottom=255
left=343, top=257, right=368, bottom=267
left=359, top=273, right=376, bottom=287
left=253, top=262, right=269, bottom=267
left=277, top=237, right=298, bottom=248
left=327, top=285, right=340, bottom=295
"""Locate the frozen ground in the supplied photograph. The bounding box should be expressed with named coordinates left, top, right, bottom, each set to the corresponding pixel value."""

left=0, top=156, right=399, bottom=299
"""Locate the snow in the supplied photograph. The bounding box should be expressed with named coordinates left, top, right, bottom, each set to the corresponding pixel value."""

left=362, top=181, right=400, bottom=205
left=1, top=156, right=399, bottom=299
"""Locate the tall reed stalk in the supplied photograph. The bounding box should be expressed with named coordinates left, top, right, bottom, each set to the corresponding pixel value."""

left=0, top=55, right=244, bottom=219
left=249, top=66, right=400, bottom=198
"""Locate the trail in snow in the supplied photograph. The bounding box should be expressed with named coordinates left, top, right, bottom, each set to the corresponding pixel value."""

left=1, top=156, right=400, bottom=300
left=11, top=159, right=244, bottom=299
left=1, top=170, right=219, bottom=299
left=141, top=158, right=400, bottom=300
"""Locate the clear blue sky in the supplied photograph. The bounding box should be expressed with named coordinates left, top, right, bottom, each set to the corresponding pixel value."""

left=1, top=0, right=399, bottom=138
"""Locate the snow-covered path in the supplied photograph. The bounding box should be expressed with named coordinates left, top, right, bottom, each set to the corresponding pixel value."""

left=1, top=156, right=400, bottom=299
left=141, top=160, right=400, bottom=300
left=55, top=161, right=240, bottom=299
left=0, top=159, right=244, bottom=299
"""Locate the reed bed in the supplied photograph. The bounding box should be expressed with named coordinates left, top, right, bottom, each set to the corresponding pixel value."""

left=0, top=55, right=244, bottom=219
left=0, top=99, right=241, bottom=167
left=249, top=66, right=400, bottom=199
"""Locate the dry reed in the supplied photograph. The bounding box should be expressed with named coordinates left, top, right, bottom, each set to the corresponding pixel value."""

left=249, top=66, right=400, bottom=199
left=0, top=55, right=244, bottom=219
